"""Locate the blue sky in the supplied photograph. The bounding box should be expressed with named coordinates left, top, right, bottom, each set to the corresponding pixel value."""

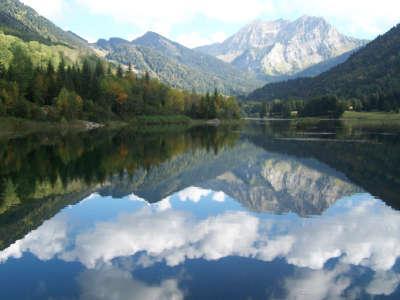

left=22, top=0, right=400, bottom=47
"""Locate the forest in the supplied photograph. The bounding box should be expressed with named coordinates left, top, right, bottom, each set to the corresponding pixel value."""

left=246, top=96, right=346, bottom=118
left=0, top=45, right=241, bottom=122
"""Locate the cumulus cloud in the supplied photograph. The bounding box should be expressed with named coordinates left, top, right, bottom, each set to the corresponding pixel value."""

left=212, top=191, right=226, bottom=202
left=128, top=193, right=149, bottom=204
left=61, top=209, right=259, bottom=268
left=275, top=199, right=400, bottom=271
left=3, top=195, right=400, bottom=274
left=176, top=187, right=211, bottom=203
left=154, top=197, right=172, bottom=211
left=0, top=216, right=68, bottom=262
left=2, top=194, right=400, bottom=298
left=283, top=264, right=352, bottom=300
left=78, top=265, right=183, bottom=300
left=283, top=266, right=400, bottom=299
left=366, top=271, right=400, bottom=296
left=41, top=194, right=400, bottom=276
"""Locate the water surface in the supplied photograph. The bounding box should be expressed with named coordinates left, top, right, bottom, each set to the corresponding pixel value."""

left=0, top=120, right=400, bottom=299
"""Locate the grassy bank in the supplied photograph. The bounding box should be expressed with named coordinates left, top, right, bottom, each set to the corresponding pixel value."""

left=130, top=115, right=193, bottom=126
left=341, top=111, right=400, bottom=129
left=342, top=111, right=400, bottom=120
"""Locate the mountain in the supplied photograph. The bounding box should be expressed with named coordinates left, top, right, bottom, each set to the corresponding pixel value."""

left=248, top=23, right=400, bottom=103
left=202, top=150, right=359, bottom=216
left=287, top=48, right=359, bottom=78
left=196, top=16, right=367, bottom=79
left=100, top=141, right=359, bottom=217
left=0, top=0, right=88, bottom=48
left=94, top=32, right=262, bottom=95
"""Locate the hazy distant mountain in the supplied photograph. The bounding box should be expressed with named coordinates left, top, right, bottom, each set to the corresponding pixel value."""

left=0, top=0, right=88, bottom=48
left=196, top=16, right=367, bottom=79
left=94, top=32, right=262, bottom=95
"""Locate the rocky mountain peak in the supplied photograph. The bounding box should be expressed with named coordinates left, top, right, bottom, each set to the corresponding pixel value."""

left=196, top=16, right=367, bottom=78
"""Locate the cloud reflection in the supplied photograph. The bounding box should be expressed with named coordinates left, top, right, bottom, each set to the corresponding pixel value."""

left=78, top=265, right=183, bottom=300
left=1, top=191, right=400, bottom=298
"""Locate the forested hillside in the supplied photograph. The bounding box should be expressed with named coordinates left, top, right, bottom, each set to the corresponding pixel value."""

left=248, top=24, right=400, bottom=111
left=0, top=45, right=241, bottom=122
left=0, top=1, right=242, bottom=122
left=0, top=32, right=85, bottom=68
left=95, top=33, right=262, bottom=95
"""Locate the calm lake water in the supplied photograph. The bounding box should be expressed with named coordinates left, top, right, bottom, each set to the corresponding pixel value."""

left=0, top=120, right=400, bottom=300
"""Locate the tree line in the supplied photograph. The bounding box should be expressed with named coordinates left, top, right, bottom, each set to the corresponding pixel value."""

left=245, top=95, right=346, bottom=118
left=0, top=45, right=241, bottom=122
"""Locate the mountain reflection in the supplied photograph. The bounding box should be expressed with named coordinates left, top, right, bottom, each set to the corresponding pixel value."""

left=0, top=122, right=400, bottom=299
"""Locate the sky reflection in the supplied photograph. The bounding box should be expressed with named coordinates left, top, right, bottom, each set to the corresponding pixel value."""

left=1, top=189, right=399, bottom=299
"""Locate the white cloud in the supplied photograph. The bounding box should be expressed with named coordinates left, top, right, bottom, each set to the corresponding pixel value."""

left=21, top=0, right=65, bottom=21
left=176, top=31, right=227, bottom=48
left=54, top=195, right=400, bottom=276
left=212, top=191, right=226, bottom=202
left=76, top=0, right=267, bottom=35
left=2, top=194, right=400, bottom=298
left=155, top=197, right=172, bottom=211
left=0, top=216, right=68, bottom=262
left=128, top=193, right=149, bottom=204
left=78, top=265, right=183, bottom=300
left=176, top=187, right=211, bottom=203
left=3, top=195, right=400, bottom=275
left=61, top=209, right=259, bottom=268
left=284, top=264, right=352, bottom=300
left=366, top=271, right=400, bottom=296
left=271, top=0, right=400, bottom=38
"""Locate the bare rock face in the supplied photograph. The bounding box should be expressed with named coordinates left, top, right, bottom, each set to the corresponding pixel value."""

left=202, top=150, right=361, bottom=216
left=196, top=16, right=367, bottom=78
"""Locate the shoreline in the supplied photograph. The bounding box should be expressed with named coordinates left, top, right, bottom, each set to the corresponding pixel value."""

left=0, top=116, right=243, bottom=139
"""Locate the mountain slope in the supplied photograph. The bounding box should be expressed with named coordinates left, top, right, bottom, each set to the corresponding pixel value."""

left=94, top=33, right=262, bottom=95
left=197, top=16, right=366, bottom=79
left=0, top=0, right=88, bottom=48
left=248, top=24, right=400, bottom=102
left=290, top=48, right=359, bottom=78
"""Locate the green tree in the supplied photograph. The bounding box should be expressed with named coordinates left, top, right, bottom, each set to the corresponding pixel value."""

left=56, top=87, right=83, bottom=119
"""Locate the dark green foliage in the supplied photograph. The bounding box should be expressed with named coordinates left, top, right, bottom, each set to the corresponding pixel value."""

left=248, top=24, right=400, bottom=112
left=300, top=96, right=346, bottom=118
left=0, top=46, right=242, bottom=121
left=246, top=99, right=304, bottom=118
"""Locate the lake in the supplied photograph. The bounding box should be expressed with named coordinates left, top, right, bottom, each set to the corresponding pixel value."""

left=0, top=120, right=400, bottom=300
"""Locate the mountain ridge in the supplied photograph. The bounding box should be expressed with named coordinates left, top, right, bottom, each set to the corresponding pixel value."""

left=93, top=32, right=263, bottom=94
left=247, top=23, right=400, bottom=105
left=196, top=16, right=367, bottom=79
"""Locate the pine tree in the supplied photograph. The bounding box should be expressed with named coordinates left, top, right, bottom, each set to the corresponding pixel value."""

left=116, top=65, right=124, bottom=78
